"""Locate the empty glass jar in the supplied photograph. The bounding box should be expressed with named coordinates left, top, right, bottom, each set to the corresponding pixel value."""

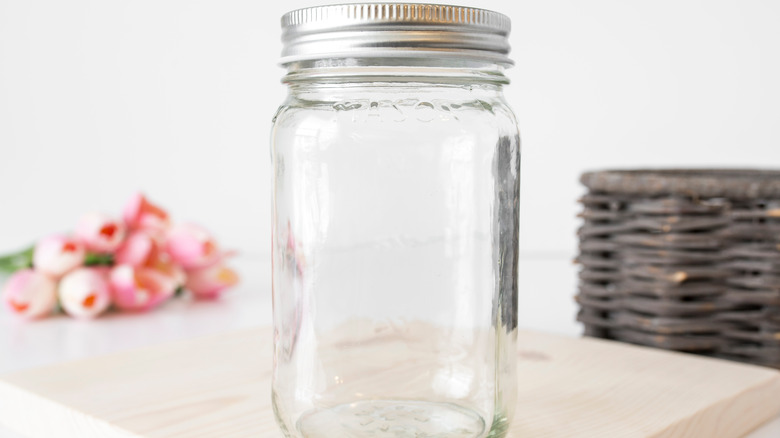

left=271, top=4, right=520, bottom=438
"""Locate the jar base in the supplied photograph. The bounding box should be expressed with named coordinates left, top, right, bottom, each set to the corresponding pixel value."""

left=295, top=400, right=488, bottom=438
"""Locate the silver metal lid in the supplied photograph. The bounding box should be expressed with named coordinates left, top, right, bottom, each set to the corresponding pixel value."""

left=280, top=3, right=513, bottom=66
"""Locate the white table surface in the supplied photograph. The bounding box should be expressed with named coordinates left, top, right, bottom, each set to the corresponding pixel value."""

left=1, top=257, right=778, bottom=437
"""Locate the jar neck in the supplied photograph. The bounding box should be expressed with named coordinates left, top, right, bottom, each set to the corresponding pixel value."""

left=282, top=57, right=510, bottom=91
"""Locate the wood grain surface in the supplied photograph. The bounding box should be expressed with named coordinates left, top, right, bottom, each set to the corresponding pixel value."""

left=1, top=328, right=779, bottom=438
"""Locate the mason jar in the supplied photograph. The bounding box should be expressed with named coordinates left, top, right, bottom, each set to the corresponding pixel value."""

left=271, top=4, right=520, bottom=438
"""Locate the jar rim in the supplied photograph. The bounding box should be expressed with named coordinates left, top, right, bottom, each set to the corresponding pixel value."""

left=281, top=59, right=510, bottom=85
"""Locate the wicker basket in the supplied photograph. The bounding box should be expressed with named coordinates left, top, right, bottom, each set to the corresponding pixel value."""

left=576, top=169, right=780, bottom=369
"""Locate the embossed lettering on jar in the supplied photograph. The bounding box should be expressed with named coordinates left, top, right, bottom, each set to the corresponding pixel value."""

left=271, top=4, right=521, bottom=438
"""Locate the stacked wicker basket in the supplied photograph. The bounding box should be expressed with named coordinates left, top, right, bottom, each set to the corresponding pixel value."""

left=576, top=170, right=780, bottom=369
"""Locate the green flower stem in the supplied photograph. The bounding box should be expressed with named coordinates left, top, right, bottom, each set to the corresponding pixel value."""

left=84, top=253, right=115, bottom=266
left=0, top=246, right=116, bottom=274
left=0, top=246, right=34, bottom=273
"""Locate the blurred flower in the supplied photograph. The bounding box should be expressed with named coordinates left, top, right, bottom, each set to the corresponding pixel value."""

left=109, top=264, right=176, bottom=311
left=75, top=213, right=126, bottom=253
left=116, top=232, right=186, bottom=287
left=114, top=231, right=155, bottom=267
left=185, top=263, right=239, bottom=299
left=146, top=253, right=187, bottom=288
left=33, top=235, right=85, bottom=278
left=1, top=269, right=57, bottom=319
left=58, top=267, right=111, bottom=319
left=0, top=192, right=239, bottom=321
left=165, top=223, right=220, bottom=270
left=123, top=193, right=169, bottom=233
left=285, top=221, right=306, bottom=275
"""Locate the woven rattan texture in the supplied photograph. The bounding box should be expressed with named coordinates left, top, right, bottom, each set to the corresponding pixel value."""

left=577, top=170, right=780, bottom=369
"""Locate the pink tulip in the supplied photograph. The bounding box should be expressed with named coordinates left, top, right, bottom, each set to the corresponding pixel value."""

left=75, top=213, right=126, bottom=253
left=109, top=264, right=176, bottom=311
left=164, top=223, right=220, bottom=270
left=114, top=231, right=155, bottom=267
left=33, top=235, right=85, bottom=278
left=116, top=232, right=187, bottom=288
left=114, top=231, right=186, bottom=282
left=123, top=193, right=169, bottom=232
left=2, top=269, right=57, bottom=319
left=58, top=268, right=111, bottom=319
left=185, top=263, right=239, bottom=299
left=146, top=253, right=187, bottom=288
left=285, top=221, right=306, bottom=275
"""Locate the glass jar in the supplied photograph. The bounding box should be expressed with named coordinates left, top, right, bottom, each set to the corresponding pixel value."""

left=271, top=4, right=520, bottom=438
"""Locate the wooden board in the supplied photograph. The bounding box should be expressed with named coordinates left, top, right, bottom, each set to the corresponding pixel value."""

left=1, top=328, right=779, bottom=438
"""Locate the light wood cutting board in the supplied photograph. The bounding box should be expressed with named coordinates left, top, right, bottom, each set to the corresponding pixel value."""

left=1, top=328, right=779, bottom=438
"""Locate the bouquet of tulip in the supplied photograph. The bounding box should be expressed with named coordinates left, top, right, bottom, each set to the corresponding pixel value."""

left=0, top=194, right=239, bottom=320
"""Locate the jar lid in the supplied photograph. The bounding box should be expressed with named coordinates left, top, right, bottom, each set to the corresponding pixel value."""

left=280, top=3, right=513, bottom=66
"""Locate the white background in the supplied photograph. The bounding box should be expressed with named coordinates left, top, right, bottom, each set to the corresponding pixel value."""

left=2, top=0, right=779, bottom=350
left=2, top=0, right=779, bottom=260
left=1, top=2, right=780, bottom=437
